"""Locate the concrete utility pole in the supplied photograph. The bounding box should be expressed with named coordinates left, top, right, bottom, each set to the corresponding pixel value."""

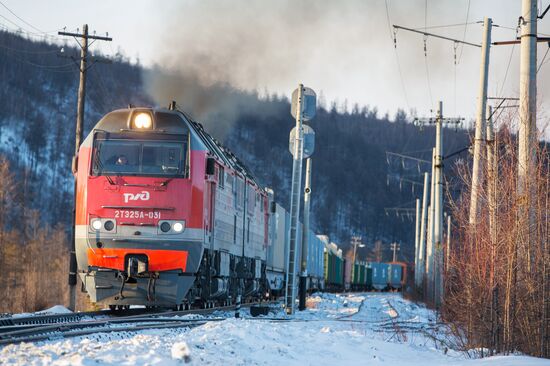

left=446, top=214, right=451, bottom=269
left=425, top=149, right=436, bottom=301
left=415, top=102, right=462, bottom=306
left=390, top=242, right=400, bottom=262
left=433, top=102, right=444, bottom=307
left=486, top=106, right=497, bottom=268
left=518, top=0, right=538, bottom=257
left=414, top=198, right=421, bottom=281
left=58, top=25, right=112, bottom=312
left=351, top=236, right=364, bottom=277
left=416, top=172, right=429, bottom=289
left=469, top=17, right=492, bottom=227
left=299, top=158, right=312, bottom=311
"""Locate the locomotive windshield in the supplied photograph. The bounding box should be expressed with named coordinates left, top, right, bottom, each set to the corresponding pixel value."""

left=92, top=135, right=188, bottom=177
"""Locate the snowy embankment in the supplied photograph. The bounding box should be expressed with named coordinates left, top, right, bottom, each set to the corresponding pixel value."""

left=1, top=293, right=548, bottom=365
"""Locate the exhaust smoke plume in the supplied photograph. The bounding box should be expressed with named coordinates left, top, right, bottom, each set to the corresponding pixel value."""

left=143, top=0, right=550, bottom=137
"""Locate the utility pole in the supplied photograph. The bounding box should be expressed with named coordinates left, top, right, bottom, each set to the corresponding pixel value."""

left=351, top=236, right=364, bottom=280
left=299, top=158, right=312, bottom=311
left=425, top=149, right=436, bottom=301
left=446, top=214, right=451, bottom=270
left=415, top=102, right=462, bottom=306
left=414, top=198, right=421, bottom=282
left=58, top=25, right=112, bottom=312
left=469, top=17, right=492, bottom=227
left=486, top=104, right=498, bottom=351
left=518, top=0, right=538, bottom=263
left=416, top=172, right=429, bottom=289
left=390, top=242, right=400, bottom=262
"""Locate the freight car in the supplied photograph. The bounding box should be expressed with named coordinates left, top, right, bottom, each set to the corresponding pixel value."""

left=370, top=262, right=389, bottom=291
left=387, top=261, right=407, bottom=291
left=319, top=236, right=344, bottom=291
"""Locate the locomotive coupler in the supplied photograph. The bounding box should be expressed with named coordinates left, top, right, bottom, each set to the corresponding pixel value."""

left=127, top=255, right=149, bottom=278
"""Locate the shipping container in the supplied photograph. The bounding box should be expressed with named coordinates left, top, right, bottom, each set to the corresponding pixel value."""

left=370, top=262, right=388, bottom=291
left=388, top=263, right=403, bottom=290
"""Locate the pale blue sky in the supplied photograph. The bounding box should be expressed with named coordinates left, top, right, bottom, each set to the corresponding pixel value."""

left=2, top=0, right=550, bottom=130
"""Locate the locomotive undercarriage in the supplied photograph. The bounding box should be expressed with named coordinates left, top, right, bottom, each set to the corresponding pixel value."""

left=80, top=248, right=268, bottom=309
left=185, top=249, right=267, bottom=307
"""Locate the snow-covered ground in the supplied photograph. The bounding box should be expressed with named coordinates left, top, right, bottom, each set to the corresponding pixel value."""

left=1, top=293, right=548, bottom=365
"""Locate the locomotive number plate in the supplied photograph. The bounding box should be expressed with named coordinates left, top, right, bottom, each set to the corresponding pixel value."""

left=114, top=210, right=161, bottom=219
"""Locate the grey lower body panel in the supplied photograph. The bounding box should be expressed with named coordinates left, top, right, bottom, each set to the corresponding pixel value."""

left=80, top=270, right=195, bottom=306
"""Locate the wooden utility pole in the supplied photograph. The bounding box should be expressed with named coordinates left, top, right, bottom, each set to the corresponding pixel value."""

left=469, top=17, right=492, bottom=227
left=58, top=24, right=112, bottom=311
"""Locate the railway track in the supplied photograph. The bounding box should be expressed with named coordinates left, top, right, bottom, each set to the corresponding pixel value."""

left=0, top=301, right=280, bottom=345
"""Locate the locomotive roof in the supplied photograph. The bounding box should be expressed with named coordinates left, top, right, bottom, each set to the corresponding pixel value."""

left=94, top=107, right=263, bottom=190
left=178, top=108, right=263, bottom=190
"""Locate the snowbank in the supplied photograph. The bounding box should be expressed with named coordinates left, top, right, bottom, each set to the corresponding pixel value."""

left=1, top=293, right=548, bottom=365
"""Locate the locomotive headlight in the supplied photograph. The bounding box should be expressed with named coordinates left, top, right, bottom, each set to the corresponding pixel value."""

left=160, top=222, right=171, bottom=233
left=91, top=219, right=103, bottom=231
left=173, top=222, right=184, bottom=233
left=133, top=112, right=152, bottom=129
left=104, top=220, right=115, bottom=231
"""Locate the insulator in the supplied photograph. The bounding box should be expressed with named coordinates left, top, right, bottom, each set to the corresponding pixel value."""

left=423, top=36, right=427, bottom=57
left=393, top=31, right=397, bottom=49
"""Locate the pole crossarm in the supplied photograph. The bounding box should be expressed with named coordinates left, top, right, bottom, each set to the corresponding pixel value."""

left=414, top=116, right=464, bottom=127
left=386, top=151, right=431, bottom=164
left=393, top=24, right=482, bottom=48
left=493, top=36, right=550, bottom=46
left=384, top=207, right=417, bottom=216
left=58, top=30, right=112, bottom=41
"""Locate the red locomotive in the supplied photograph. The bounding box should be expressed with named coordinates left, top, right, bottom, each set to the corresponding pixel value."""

left=75, top=103, right=269, bottom=308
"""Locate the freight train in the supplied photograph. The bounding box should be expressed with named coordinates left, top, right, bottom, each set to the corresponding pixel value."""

left=75, top=105, right=405, bottom=309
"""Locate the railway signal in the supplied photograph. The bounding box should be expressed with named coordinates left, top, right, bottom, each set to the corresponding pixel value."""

left=286, top=84, right=316, bottom=315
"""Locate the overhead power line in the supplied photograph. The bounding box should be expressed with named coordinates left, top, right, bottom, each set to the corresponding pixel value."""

left=0, top=0, right=46, bottom=34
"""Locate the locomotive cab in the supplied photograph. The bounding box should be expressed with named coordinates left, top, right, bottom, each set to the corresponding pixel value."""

left=75, top=107, right=206, bottom=307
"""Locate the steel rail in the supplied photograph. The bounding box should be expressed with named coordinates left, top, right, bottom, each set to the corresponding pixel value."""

left=0, top=301, right=280, bottom=345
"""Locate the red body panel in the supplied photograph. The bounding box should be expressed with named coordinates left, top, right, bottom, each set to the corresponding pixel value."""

left=77, top=147, right=207, bottom=229
left=87, top=248, right=188, bottom=272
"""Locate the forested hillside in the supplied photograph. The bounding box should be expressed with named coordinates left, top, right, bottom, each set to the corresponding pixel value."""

left=0, top=30, right=470, bottom=311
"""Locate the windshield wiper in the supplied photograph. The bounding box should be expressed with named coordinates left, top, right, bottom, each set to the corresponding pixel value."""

left=93, top=147, right=115, bottom=185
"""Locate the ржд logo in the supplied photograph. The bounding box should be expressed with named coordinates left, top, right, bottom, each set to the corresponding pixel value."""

left=123, top=191, right=150, bottom=203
